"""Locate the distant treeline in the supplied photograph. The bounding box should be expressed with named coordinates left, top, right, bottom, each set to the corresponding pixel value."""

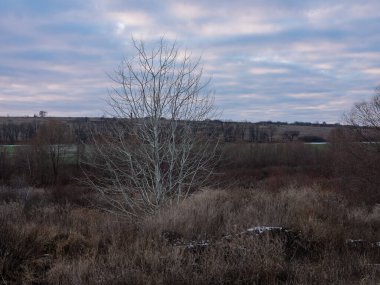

left=0, top=117, right=338, bottom=145
left=246, top=120, right=340, bottom=127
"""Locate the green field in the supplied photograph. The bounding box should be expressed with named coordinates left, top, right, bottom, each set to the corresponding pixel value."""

left=0, top=144, right=80, bottom=163
left=0, top=145, right=26, bottom=155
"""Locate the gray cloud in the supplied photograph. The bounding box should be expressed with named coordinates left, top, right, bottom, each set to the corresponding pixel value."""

left=0, top=0, right=379, bottom=123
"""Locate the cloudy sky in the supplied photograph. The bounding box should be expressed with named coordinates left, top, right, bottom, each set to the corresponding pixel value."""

left=1, top=0, right=379, bottom=122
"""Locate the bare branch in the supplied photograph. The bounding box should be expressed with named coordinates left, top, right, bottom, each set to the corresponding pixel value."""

left=83, top=38, right=220, bottom=217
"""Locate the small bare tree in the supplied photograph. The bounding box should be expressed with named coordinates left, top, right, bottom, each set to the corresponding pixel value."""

left=85, top=39, right=219, bottom=217
left=346, top=88, right=380, bottom=128
left=31, top=120, right=72, bottom=184
left=345, top=88, right=380, bottom=145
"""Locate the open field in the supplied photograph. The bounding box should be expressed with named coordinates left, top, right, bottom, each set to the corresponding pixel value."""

left=0, top=134, right=379, bottom=284
left=0, top=144, right=78, bottom=155
left=0, top=178, right=379, bottom=284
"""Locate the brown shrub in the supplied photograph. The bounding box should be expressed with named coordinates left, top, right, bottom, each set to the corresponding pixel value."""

left=329, top=127, right=380, bottom=205
left=50, top=185, right=92, bottom=206
left=0, top=220, right=51, bottom=283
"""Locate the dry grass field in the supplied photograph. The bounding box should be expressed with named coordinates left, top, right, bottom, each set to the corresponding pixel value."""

left=0, top=136, right=379, bottom=284
left=0, top=180, right=379, bottom=284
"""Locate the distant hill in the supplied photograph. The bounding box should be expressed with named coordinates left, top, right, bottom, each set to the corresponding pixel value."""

left=0, top=116, right=339, bottom=145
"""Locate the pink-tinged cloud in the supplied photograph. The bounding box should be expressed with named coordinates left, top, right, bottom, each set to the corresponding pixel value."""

left=1, top=0, right=380, bottom=123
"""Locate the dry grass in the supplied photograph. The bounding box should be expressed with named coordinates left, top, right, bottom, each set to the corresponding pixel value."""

left=0, top=183, right=379, bottom=284
left=0, top=121, right=378, bottom=283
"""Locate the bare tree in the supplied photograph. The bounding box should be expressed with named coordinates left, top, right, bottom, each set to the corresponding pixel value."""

left=346, top=88, right=380, bottom=134
left=344, top=88, right=380, bottom=148
left=85, top=39, right=219, bottom=217
left=282, top=130, right=300, bottom=142
left=31, top=120, right=72, bottom=184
